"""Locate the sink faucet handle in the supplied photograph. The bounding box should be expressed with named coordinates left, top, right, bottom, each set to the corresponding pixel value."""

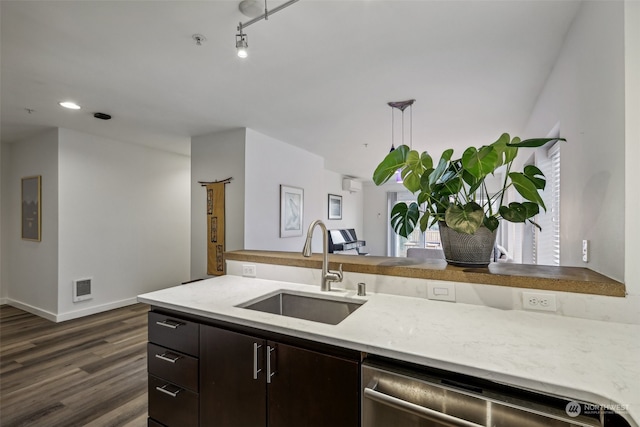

left=328, top=263, right=343, bottom=283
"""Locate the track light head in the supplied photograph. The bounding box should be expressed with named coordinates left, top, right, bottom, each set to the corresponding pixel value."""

left=236, top=32, right=248, bottom=58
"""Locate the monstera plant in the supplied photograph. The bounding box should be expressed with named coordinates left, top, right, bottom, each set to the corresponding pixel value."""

left=373, top=133, right=565, bottom=265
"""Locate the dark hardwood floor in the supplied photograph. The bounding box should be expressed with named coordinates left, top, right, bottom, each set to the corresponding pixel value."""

left=0, top=303, right=149, bottom=427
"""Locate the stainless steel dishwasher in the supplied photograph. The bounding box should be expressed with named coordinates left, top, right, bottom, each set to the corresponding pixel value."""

left=362, top=358, right=627, bottom=427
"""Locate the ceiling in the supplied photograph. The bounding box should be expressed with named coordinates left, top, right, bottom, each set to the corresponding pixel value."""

left=0, top=0, right=581, bottom=180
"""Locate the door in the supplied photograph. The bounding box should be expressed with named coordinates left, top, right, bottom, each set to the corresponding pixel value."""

left=200, top=326, right=267, bottom=427
left=267, top=341, right=360, bottom=427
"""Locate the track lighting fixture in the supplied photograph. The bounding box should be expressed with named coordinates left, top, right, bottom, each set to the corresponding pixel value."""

left=236, top=28, right=248, bottom=58
left=234, top=0, right=300, bottom=59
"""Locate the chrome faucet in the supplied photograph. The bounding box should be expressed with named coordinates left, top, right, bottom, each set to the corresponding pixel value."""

left=302, top=219, right=343, bottom=291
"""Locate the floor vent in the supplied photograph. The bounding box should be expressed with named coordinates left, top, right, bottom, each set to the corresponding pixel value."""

left=73, top=278, right=93, bottom=302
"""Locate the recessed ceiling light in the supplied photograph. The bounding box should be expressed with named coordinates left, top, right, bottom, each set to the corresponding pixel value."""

left=59, top=101, right=81, bottom=110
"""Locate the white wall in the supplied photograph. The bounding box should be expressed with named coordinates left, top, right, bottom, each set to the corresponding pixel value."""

left=3, top=129, right=59, bottom=318
left=624, top=1, right=640, bottom=307
left=363, top=181, right=407, bottom=256
left=524, top=1, right=625, bottom=281
left=0, top=140, right=6, bottom=304
left=56, top=128, right=190, bottom=320
left=191, top=128, right=246, bottom=279
left=323, top=170, right=364, bottom=240
left=244, top=128, right=325, bottom=253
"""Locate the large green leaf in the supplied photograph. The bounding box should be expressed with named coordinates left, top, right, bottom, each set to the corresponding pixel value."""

left=419, top=169, right=435, bottom=194
left=445, top=202, right=484, bottom=234
left=484, top=216, right=500, bottom=231
left=509, top=172, right=546, bottom=211
left=440, top=177, right=463, bottom=196
left=461, top=169, right=477, bottom=187
left=372, top=145, right=410, bottom=185
left=490, top=133, right=518, bottom=166
left=420, top=152, right=433, bottom=170
left=419, top=212, right=431, bottom=232
left=524, top=165, right=546, bottom=190
left=417, top=190, right=429, bottom=205
left=400, top=149, right=425, bottom=193
left=462, top=145, right=499, bottom=179
left=390, top=202, right=420, bottom=238
left=507, top=137, right=566, bottom=148
left=429, top=149, right=454, bottom=187
left=499, top=202, right=540, bottom=223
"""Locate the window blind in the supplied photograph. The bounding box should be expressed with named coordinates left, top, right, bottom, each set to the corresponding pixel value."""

left=534, top=142, right=561, bottom=265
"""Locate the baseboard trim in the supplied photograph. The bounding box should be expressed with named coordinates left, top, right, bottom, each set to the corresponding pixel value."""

left=5, top=299, right=58, bottom=322
left=5, top=297, right=140, bottom=323
left=0, top=297, right=8, bottom=306
left=55, top=297, right=139, bottom=322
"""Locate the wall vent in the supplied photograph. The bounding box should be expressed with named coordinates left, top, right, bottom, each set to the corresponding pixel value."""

left=73, top=278, right=93, bottom=302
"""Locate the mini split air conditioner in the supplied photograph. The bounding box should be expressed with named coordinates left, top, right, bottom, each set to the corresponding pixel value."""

left=342, top=178, right=362, bottom=193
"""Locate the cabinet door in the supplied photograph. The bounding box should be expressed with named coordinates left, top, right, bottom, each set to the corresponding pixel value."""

left=267, top=341, right=360, bottom=427
left=200, top=326, right=267, bottom=427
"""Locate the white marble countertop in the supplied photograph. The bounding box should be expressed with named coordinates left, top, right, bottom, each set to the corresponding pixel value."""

left=138, top=275, right=640, bottom=426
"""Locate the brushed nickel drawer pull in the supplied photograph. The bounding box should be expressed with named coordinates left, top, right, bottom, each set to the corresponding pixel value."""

left=156, top=319, right=184, bottom=329
left=253, top=342, right=262, bottom=380
left=155, top=384, right=181, bottom=398
left=155, top=352, right=182, bottom=363
left=266, top=345, right=276, bottom=384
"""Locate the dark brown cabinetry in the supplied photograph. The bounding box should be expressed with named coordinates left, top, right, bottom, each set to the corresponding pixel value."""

left=200, top=325, right=359, bottom=427
left=147, top=309, right=360, bottom=427
left=147, top=308, right=361, bottom=427
left=147, top=312, right=200, bottom=427
left=267, top=341, right=360, bottom=427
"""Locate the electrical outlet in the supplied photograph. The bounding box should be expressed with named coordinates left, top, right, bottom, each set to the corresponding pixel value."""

left=242, top=264, right=256, bottom=277
left=523, top=292, right=557, bottom=312
left=582, top=239, right=589, bottom=262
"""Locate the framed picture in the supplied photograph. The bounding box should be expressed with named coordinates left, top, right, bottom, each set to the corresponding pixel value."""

left=328, top=194, right=342, bottom=220
left=280, top=185, right=304, bottom=237
left=21, top=175, right=41, bottom=241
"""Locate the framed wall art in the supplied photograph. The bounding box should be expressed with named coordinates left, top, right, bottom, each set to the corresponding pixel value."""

left=280, top=185, right=304, bottom=237
left=21, top=175, right=41, bottom=241
left=328, top=194, right=342, bottom=220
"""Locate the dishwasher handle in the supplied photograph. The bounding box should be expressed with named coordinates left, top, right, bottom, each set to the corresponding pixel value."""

left=364, top=385, right=484, bottom=427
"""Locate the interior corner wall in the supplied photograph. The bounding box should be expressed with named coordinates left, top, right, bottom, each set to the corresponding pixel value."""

left=244, top=128, right=324, bottom=253
left=191, top=128, right=246, bottom=279
left=4, top=129, right=59, bottom=319
left=323, top=170, right=364, bottom=238
left=523, top=1, right=625, bottom=281
left=56, top=128, right=190, bottom=320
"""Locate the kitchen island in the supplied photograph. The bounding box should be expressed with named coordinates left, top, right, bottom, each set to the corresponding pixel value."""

left=138, top=274, right=639, bottom=427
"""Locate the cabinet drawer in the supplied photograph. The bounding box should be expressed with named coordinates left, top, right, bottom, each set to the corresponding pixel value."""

left=148, top=343, right=198, bottom=392
left=148, top=312, right=199, bottom=356
left=149, top=375, right=198, bottom=427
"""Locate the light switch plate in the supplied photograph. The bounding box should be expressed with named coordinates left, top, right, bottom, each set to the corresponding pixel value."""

left=427, top=282, right=456, bottom=302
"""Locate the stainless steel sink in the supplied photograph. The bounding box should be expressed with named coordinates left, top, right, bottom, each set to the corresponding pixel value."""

left=239, top=291, right=365, bottom=325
